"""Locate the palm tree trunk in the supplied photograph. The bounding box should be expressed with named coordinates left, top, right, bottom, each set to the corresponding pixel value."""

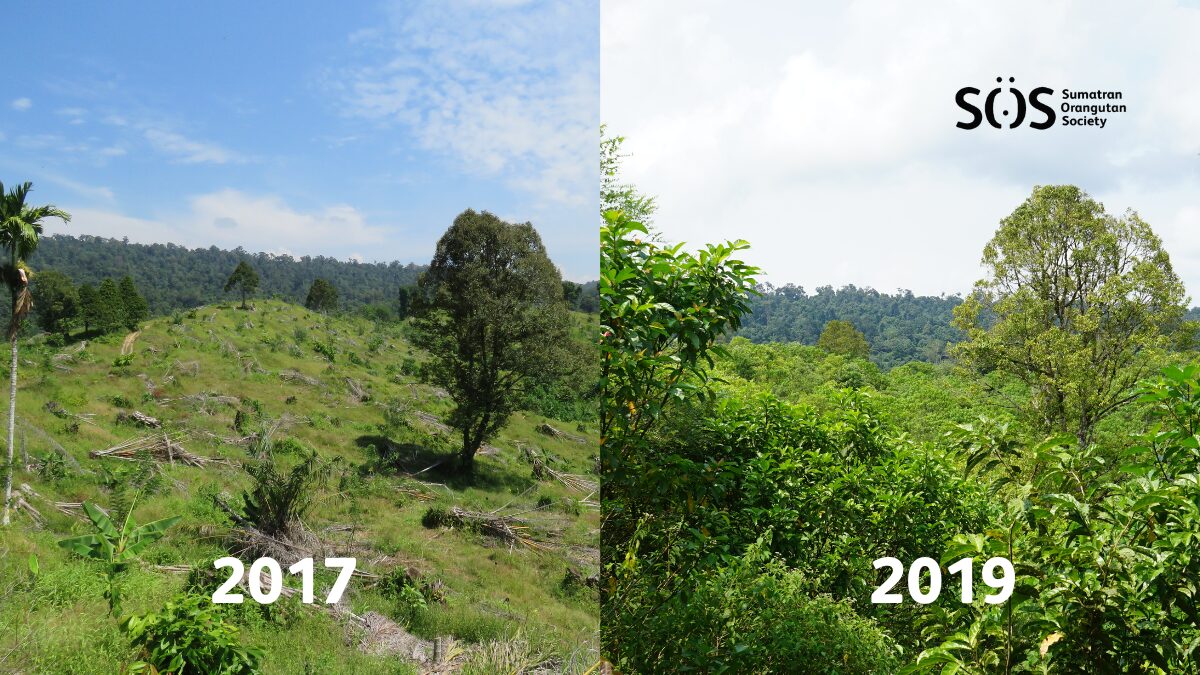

left=2, top=333, right=15, bottom=526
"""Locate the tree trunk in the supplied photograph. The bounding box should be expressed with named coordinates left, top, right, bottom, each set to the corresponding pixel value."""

left=458, top=425, right=481, bottom=474
left=457, top=449, right=476, bottom=474
left=2, top=333, right=16, bottom=526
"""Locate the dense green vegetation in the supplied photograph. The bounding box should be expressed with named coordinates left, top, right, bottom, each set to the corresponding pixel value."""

left=601, top=169, right=1200, bottom=672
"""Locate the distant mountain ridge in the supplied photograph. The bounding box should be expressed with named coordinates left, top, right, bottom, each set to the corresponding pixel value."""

left=32, top=234, right=424, bottom=315
left=31, top=234, right=599, bottom=316
left=737, top=283, right=965, bottom=369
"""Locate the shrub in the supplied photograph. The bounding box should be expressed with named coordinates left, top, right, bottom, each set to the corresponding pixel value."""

left=639, top=537, right=899, bottom=673
left=313, top=340, right=336, bottom=362
left=241, top=445, right=330, bottom=536
left=122, top=594, right=264, bottom=674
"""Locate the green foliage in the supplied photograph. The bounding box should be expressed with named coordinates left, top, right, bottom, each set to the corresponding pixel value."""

left=599, top=210, right=758, bottom=472
left=96, top=278, right=125, bottom=334
left=312, top=339, right=336, bottom=362
left=121, top=593, right=264, bottom=674
left=78, top=282, right=100, bottom=333
left=952, top=185, right=1186, bottom=447
left=119, top=275, right=149, bottom=329
left=241, top=439, right=330, bottom=536
left=907, top=364, right=1200, bottom=673
left=304, top=277, right=338, bottom=314
left=637, top=535, right=899, bottom=673
left=31, top=269, right=78, bottom=337
left=225, top=260, right=261, bottom=309
left=412, top=209, right=571, bottom=474
left=818, top=319, right=871, bottom=359
left=56, top=498, right=180, bottom=616
left=600, top=125, right=657, bottom=224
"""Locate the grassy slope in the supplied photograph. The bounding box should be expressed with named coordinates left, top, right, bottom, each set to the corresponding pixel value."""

left=0, top=300, right=599, bottom=674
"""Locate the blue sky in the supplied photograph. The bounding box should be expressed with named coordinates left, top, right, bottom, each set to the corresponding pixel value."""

left=0, top=1, right=598, bottom=281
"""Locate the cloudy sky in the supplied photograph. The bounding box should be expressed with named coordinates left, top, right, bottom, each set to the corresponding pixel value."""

left=0, top=1, right=598, bottom=280
left=602, top=0, right=1200, bottom=297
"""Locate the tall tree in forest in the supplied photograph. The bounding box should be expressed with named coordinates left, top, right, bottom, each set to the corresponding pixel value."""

left=1, top=181, right=69, bottom=526
left=33, top=269, right=79, bottom=338
left=224, top=260, right=259, bottom=310
left=304, top=278, right=338, bottom=314
left=817, top=319, right=870, bottom=359
left=396, top=284, right=418, bottom=319
left=96, top=279, right=124, bottom=334
left=953, top=185, right=1187, bottom=447
left=78, top=283, right=99, bottom=334
left=412, top=209, right=570, bottom=474
left=119, top=275, right=148, bottom=330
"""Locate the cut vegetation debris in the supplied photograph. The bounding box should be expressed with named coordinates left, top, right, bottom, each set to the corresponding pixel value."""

left=536, top=422, right=587, bottom=444
left=422, top=505, right=554, bottom=552
left=90, top=434, right=229, bottom=467
left=116, top=410, right=162, bottom=428
left=280, top=368, right=321, bottom=386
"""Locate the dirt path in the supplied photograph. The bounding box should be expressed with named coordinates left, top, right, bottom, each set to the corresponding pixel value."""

left=121, top=330, right=141, bottom=355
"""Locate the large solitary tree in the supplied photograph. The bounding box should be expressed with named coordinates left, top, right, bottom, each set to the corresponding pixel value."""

left=952, top=185, right=1187, bottom=447
left=412, top=209, right=570, bottom=474
left=1, top=181, right=70, bottom=526
left=224, top=260, right=259, bottom=310
left=305, top=278, right=338, bottom=314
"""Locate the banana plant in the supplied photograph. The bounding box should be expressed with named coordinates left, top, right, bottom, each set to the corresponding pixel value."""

left=58, top=499, right=180, bottom=616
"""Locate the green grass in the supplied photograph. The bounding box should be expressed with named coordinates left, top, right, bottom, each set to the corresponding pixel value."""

left=0, top=300, right=598, bottom=673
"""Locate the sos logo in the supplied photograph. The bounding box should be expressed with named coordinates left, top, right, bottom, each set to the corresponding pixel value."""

left=956, top=77, right=1055, bottom=130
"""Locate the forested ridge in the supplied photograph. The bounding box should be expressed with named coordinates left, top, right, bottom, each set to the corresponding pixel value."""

left=741, top=283, right=1200, bottom=370
left=738, top=284, right=965, bottom=368
left=29, top=234, right=599, bottom=316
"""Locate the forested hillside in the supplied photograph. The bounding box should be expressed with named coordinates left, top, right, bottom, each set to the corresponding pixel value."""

left=741, top=283, right=1200, bottom=370
left=737, top=284, right=964, bottom=369
left=29, top=235, right=599, bottom=317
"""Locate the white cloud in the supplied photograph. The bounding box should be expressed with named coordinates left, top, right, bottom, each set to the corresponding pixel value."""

left=333, top=0, right=597, bottom=207
left=143, top=128, right=243, bottom=164
left=11, top=97, right=31, bottom=111
left=54, top=189, right=393, bottom=260
left=603, top=0, right=1200, bottom=295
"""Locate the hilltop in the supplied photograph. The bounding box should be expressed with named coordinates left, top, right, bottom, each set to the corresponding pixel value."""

left=0, top=300, right=599, bottom=673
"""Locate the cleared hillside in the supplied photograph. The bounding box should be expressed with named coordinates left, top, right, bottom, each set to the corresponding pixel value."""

left=0, top=300, right=599, bottom=673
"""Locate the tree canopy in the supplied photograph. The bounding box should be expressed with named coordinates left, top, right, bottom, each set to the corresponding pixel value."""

left=412, top=209, right=571, bottom=474
left=224, top=261, right=260, bottom=310
left=304, top=278, right=338, bottom=314
left=952, top=185, right=1186, bottom=447
left=817, top=319, right=870, bottom=359
left=32, top=269, right=78, bottom=338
